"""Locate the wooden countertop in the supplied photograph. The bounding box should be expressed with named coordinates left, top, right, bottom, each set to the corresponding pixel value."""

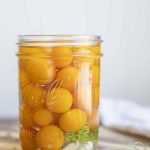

left=0, top=119, right=150, bottom=150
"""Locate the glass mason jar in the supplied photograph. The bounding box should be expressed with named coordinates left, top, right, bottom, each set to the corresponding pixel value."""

left=17, top=35, right=102, bottom=150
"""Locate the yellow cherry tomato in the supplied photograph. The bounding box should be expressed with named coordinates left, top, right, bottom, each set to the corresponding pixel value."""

left=19, top=69, right=30, bottom=88
left=57, top=67, right=78, bottom=91
left=46, top=88, right=73, bottom=113
left=22, top=84, right=45, bottom=110
left=52, top=46, right=73, bottom=68
left=19, top=46, right=52, bottom=69
left=20, top=127, right=38, bottom=150
left=19, top=106, right=34, bottom=128
left=35, top=125, right=64, bottom=150
left=59, top=109, right=87, bottom=132
left=26, top=58, right=56, bottom=85
left=33, top=108, right=53, bottom=126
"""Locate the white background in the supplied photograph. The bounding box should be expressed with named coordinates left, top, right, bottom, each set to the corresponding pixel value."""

left=0, top=0, right=150, bottom=118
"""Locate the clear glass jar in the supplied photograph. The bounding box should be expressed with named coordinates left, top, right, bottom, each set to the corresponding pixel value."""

left=17, top=35, right=102, bottom=150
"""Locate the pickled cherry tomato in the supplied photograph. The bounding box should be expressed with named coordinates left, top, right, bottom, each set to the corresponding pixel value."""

left=46, top=88, right=73, bottom=113
left=35, top=125, right=64, bottom=150
left=20, top=127, right=38, bottom=150
left=57, top=67, right=78, bottom=91
left=52, top=46, right=73, bottom=68
left=19, top=106, right=34, bottom=128
left=19, top=46, right=52, bottom=69
left=26, top=58, right=56, bottom=84
left=19, top=69, right=30, bottom=88
left=33, top=108, right=53, bottom=126
left=22, top=84, right=45, bottom=110
left=59, top=109, right=87, bottom=132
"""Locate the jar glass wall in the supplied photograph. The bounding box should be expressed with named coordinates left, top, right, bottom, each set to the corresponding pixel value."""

left=17, top=35, right=102, bottom=150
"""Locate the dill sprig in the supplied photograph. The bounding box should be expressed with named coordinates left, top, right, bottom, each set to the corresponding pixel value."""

left=66, top=125, right=98, bottom=144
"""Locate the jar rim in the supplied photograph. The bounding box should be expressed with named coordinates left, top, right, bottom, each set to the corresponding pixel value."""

left=17, top=35, right=102, bottom=47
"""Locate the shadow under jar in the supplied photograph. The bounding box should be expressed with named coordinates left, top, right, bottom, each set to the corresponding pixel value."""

left=16, top=35, right=102, bottom=150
